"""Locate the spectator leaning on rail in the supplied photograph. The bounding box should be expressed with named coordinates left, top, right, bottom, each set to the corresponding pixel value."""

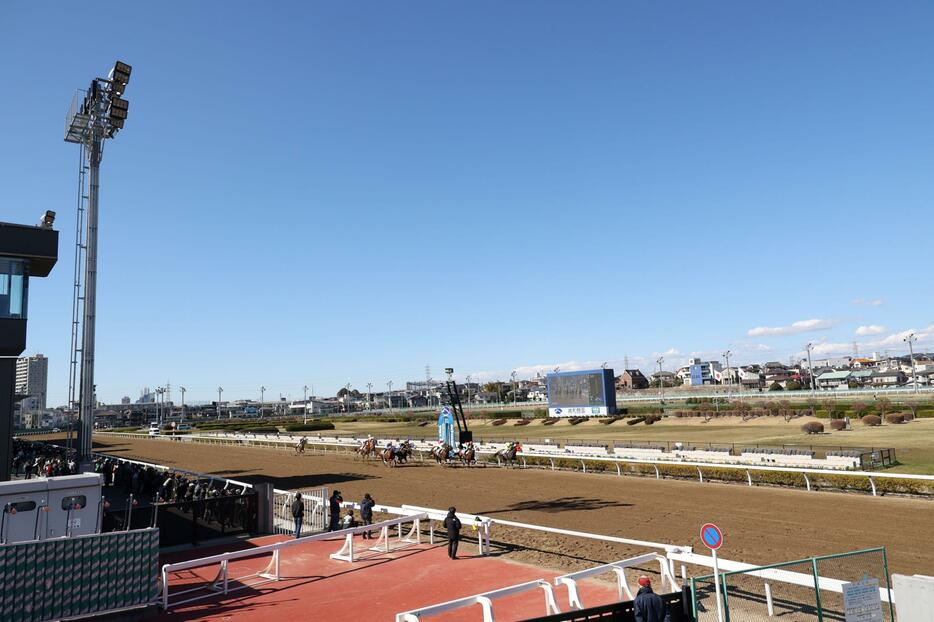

left=443, top=507, right=462, bottom=560
left=328, top=490, right=343, bottom=531
left=360, top=493, right=375, bottom=540
left=291, top=492, right=305, bottom=538
left=633, top=576, right=670, bottom=622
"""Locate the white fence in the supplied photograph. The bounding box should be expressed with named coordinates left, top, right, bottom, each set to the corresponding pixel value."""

left=160, top=512, right=428, bottom=610
left=395, top=579, right=561, bottom=622
left=272, top=487, right=328, bottom=536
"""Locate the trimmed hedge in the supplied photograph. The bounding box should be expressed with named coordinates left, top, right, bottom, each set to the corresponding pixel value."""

left=861, top=415, right=882, bottom=427
left=490, top=419, right=507, bottom=426
left=514, top=419, right=532, bottom=426
left=283, top=421, right=336, bottom=432
left=885, top=413, right=905, bottom=425
left=801, top=421, right=824, bottom=434
left=829, top=419, right=847, bottom=431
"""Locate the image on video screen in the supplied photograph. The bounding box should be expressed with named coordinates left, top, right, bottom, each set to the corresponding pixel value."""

left=549, top=373, right=606, bottom=408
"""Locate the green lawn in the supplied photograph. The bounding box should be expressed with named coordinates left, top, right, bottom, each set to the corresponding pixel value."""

left=331, top=417, right=934, bottom=474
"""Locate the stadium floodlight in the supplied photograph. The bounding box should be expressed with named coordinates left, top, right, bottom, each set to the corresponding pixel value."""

left=109, top=97, right=129, bottom=119
left=40, top=210, right=56, bottom=229
left=109, top=61, right=132, bottom=95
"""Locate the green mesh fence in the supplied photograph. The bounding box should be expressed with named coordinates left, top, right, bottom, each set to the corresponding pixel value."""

left=0, top=528, right=159, bottom=622
left=691, top=548, right=893, bottom=622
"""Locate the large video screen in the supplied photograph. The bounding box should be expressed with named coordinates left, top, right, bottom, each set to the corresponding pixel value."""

left=548, top=372, right=606, bottom=408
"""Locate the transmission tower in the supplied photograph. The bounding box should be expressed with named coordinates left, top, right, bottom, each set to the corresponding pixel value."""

left=66, top=144, right=89, bottom=453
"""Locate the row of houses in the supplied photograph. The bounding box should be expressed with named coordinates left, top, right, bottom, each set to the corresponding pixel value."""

left=616, top=352, right=934, bottom=392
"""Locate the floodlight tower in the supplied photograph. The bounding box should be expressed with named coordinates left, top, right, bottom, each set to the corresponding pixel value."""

left=64, top=61, right=132, bottom=469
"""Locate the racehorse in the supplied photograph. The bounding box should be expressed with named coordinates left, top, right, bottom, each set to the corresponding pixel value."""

left=457, top=444, right=477, bottom=467
left=357, top=438, right=377, bottom=461
left=294, top=438, right=307, bottom=455
left=431, top=443, right=453, bottom=465
left=495, top=442, right=522, bottom=467
left=382, top=442, right=413, bottom=467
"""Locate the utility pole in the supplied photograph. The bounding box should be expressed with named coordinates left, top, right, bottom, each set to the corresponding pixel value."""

left=656, top=357, right=665, bottom=399
left=260, top=386, right=266, bottom=415
left=366, top=382, right=373, bottom=412
left=387, top=380, right=393, bottom=413
left=344, top=383, right=352, bottom=413
left=806, top=343, right=815, bottom=392
left=465, top=375, right=472, bottom=407
left=511, top=370, right=517, bottom=406
left=217, top=387, right=223, bottom=420
left=722, top=350, right=732, bottom=400
left=180, top=386, right=186, bottom=421
left=904, top=333, right=919, bottom=394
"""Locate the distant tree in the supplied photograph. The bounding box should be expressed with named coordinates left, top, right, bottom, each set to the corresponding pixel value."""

left=852, top=402, right=870, bottom=418
left=786, top=380, right=802, bottom=391
left=876, top=397, right=893, bottom=417
left=769, top=382, right=784, bottom=392
left=822, top=399, right=840, bottom=419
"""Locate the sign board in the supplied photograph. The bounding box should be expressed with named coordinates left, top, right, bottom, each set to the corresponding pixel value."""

left=437, top=407, right=456, bottom=446
left=549, top=406, right=609, bottom=417
left=843, top=578, right=884, bottom=622
left=700, top=523, right=723, bottom=550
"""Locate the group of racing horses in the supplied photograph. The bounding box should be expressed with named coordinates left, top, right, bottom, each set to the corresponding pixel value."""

left=294, top=435, right=524, bottom=467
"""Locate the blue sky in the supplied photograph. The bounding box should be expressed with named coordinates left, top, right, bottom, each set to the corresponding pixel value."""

left=2, top=2, right=932, bottom=405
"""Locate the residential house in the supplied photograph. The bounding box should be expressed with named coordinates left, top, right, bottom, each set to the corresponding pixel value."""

left=816, top=370, right=852, bottom=390
left=870, top=369, right=907, bottom=387
left=617, top=369, right=649, bottom=390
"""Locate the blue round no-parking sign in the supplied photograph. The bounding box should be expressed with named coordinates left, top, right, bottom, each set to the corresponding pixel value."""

left=701, top=523, right=723, bottom=550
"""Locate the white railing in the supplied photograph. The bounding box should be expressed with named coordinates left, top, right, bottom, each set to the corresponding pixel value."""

left=554, top=553, right=678, bottom=610
left=95, top=431, right=934, bottom=497
left=272, top=487, right=328, bottom=535
left=395, top=578, right=561, bottom=622
left=160, top=512, right=427, bottom=610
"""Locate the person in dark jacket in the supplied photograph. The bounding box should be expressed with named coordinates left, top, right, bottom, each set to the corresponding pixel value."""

left=291, top=492, right=305, bottom=538
left=633, top=576, right=670, bottom=622
left=328, top=490, right=343, bottom=531
left=443, top=507, right=462, bottom=559
left=360, top=493, right=375, bottom=540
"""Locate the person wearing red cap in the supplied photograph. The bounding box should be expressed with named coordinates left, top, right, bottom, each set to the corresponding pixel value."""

left=633, top=575, right=670, bottom=622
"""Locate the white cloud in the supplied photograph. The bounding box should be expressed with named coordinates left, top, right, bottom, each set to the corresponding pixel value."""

left=747, top=318, right=836, bottom=337
left=855, top=325, right=886, bottom=336
left=852, top=298, right=883, bottom=306
left=806, top=342, right=853, bottom=356
left=865, top=325, right=934, bottom=348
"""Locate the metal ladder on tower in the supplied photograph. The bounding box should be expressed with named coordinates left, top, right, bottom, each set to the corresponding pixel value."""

left=66, top=144, right=89, bottom=453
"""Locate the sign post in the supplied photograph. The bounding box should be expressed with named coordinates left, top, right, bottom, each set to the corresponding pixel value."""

left=701, top=522, right=725, bottom=622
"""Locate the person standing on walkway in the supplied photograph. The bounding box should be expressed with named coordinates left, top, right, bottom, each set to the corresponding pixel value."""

left=328, top=490, right=343, bottom=531
left=633, top=576, right=670, bottom=622
left=360, top=493, right=375, bottom=540
left=291, top=492, right=305, bottom=538
left=443, top=507, right=462, bottom=559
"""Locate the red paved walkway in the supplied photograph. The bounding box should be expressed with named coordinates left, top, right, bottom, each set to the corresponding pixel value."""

left=159, top=534, right=621, bottom=621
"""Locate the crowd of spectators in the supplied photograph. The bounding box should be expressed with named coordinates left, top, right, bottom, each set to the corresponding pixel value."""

left=11, top=440, right=77, bottom=478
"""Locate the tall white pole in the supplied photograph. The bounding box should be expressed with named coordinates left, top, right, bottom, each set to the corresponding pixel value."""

left=387, top=380, right=393, bottom=413
left=806, top=343, right=815, bottom=392
left=303, top=385, right=309, bottom=423
left=712, top=548, right=725, bottom=622
left=180, top=386, right=186, bottom=422
left=905, top=333, right=918, bottom=394
left=217, top=387, right=223, bottom=420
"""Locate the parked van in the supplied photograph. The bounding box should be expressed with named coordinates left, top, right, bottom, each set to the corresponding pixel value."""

left=148, top=423, right=160, bottom=436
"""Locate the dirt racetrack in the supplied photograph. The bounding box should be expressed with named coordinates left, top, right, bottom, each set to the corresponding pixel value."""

left=91, top=435, right=933, bottom=576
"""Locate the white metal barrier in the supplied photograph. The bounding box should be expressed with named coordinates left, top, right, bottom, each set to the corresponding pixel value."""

left=160, top=513, right=427, bottom=610
left=273, top=487, right=327, bottom=535
left=330, top=514, right=425, bottom=562
left=395, top=578, right=561, bottom=622
left=554, top=553, right=678, bottom=610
